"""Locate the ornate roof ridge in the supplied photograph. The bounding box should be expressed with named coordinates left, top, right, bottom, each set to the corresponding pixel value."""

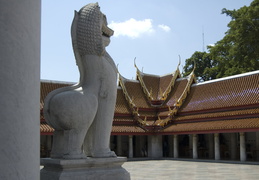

left=135, top=65, right=154, bottom=101
left=193, top=70, right=259, bottom=87
left=155, top=71, right=196, bottom=127
left=159, top=67, right=181, bottom=101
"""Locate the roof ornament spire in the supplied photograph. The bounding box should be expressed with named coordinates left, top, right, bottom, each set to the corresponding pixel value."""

left=178, top=55, right=181, bottom=69
left=191, top=60, right=196, bottom=75
left=176, top=55, right=181, bottom=77
left=160, top=60, right=181, bottom=101
left=134, top=57, right=137, bottom=68
left=134, top=58, right=154, bottom=101
left=116, top=63, right=120, bottom=85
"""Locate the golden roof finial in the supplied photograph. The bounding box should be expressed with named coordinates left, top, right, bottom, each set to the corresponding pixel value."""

left=178, top=55, right=181, bottom=68
left=134, top=57, right=137, bottom=68
left=114, top=63, right=119, bottom=74
left=134, top=58, right=154, bottom=101
left=191, top=60, right=196, bottom=75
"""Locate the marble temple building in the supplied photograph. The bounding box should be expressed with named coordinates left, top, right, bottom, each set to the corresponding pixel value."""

left=40, top=66, right=259, bottom=162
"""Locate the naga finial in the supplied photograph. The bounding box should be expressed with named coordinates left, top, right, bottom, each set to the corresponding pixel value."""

left=178, top=55, right=181, bottom=68
left=134, top=57, right=137, bottom=68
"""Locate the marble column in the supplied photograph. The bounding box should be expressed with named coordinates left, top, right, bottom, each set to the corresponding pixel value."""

left=135, top=136, right=144, bottom=157
left=148, top=135, right=162, bottom=158
left=209, top=134, right=214, bottom=159
left=117, top=135, right=122, bottom=156
left=256, top=132, right=259, bottom=161
left=230, top=133, right=237, bottom=160
left=139, top=136, right=147, bottom=157
left=189, top=134, right=192, bottom=149
left=168, top=135, right=174, bottom=157
left=214, top=133, right=220, bottom=160
left=189, top=134, right=192, bottom=158
left=173, top=135, right=179, bottom=158
left=193, top=134, right=198, bottom=159
left=128, top=135, right=133, bottom=158
left=0, top=1, right=41, bottom=179
left=240, top=132, right=246, bottom=161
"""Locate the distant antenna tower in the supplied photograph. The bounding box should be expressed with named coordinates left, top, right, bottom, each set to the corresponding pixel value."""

left=202, top=26, right=205, bottom=52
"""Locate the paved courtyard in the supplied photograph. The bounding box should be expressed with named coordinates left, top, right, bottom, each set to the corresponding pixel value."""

left=123, top=160, right=259, bottom=180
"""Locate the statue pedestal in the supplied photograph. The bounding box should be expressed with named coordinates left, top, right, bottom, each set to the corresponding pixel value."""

left=40, top=157, right=130, bottom=180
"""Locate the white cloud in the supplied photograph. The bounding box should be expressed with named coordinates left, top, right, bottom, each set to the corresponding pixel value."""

left=158, top=24, right=171, bottom=32
left=109, top=18, right=154, bottom=38
left=208, top=43, right=215, bottom=47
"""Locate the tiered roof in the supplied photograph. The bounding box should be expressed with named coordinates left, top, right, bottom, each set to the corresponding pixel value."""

left=40, top=69, right=259, bottom=135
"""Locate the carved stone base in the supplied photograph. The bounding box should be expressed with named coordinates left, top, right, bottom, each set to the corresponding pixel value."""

left=40, top=157, right=130, bottom=180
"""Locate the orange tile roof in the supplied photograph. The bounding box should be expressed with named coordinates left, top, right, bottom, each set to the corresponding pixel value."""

left=165, top=79, right=188, bottom=107
left=157, top=110, right=171, bottom=117
left=137, top=71, right=179, bottom=101
left=112, top=125, right=146, bottom=133
left=141, top=74, right=160, bottom=99
left=137, top=110, right=157, bottom=117
left=163, top=118, right=259, bottom=133
left=115, top=88, right=132, bottom=114
left=180, top=73, right=259, bottom=112
left=113, top=117, right=134, bottom=122
left=175, top=108, right=259, bottom=121
left=159, top=74, right=175, bottom=97
left=123, top=80, right=150, bottom=108
left=40, top=70, right=259, bottom=135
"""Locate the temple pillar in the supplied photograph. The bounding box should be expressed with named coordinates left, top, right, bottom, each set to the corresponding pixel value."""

left=128, top=135, right=133, bottom=158
left=240, top=132, right=246, bottom=161
left=230, top=133, right=237, bottom=160
left=193, top=134, right=198, bottom=159
left=148, top=135, right=162, bottom=158
left=140, top=136, right=147, bottom=157
left=209, top=134, right=214, bottom=159
left=135, top=136, right=145, bottom=157
left=0, top=1, right=41, bottom=179
left=189, top=134, right=192, bottom=149
left=117, top=135, right=122, bottom=156
left=173, top=135, right=179, bottom=158
left=256, top=132, right=259, bottom=161
left=168, top=135, right=174, bottom=157
left=214, top=133, right=220, bottom=160
left=188, top=134, right=192, bottom=158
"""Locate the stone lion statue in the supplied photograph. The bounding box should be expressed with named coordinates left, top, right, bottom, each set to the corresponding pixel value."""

left=44, top=3, right=117, bottom=159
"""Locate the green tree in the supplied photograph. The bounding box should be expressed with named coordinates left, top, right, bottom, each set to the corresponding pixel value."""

left=209, top=0, right=259, bottom=77
left=183, top=51, right=218, bottom=82
left=183, top=0, right=259, bottom=80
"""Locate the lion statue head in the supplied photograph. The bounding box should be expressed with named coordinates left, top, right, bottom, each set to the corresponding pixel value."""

left=71, top=3, right=114, bottom=57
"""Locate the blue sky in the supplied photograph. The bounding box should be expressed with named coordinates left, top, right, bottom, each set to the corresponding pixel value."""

left=41, top=0, right=253, bottom=82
